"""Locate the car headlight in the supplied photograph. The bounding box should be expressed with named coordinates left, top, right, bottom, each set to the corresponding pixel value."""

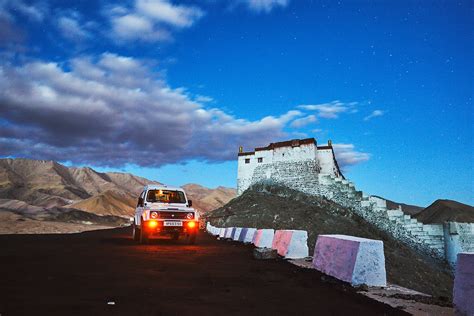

left=150, top=211, right=159, bottom=219
left=186, top=212, right=194, bottom=219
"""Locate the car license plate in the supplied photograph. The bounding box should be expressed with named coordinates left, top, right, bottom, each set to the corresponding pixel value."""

left=164, top=221, right=182, bottom=227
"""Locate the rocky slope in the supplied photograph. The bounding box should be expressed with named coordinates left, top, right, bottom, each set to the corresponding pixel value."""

left=206, top=184, right=453, bottom=299
left=415, top=199, right=474, bottom=224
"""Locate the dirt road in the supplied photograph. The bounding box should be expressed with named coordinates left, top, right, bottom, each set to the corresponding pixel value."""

left=0, top=228, right=405, bottom=315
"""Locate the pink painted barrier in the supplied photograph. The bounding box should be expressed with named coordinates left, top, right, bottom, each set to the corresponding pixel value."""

left=454, top=252, right=474, bottom=316
left=272, top=230, right=308, bottom=259
left=312, top=235, right=386, bottom=287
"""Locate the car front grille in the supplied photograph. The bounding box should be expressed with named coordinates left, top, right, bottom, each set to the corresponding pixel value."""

left=157, top=211, right=187, bottom=219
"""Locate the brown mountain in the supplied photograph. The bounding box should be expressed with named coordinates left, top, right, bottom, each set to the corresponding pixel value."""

left=0, top=158, right=235, bottom=220
left=415, top=199, right=474, bottom=224
left=382, top=198, right=424, bottom=216
left=183, top=184, right=236, bottom=213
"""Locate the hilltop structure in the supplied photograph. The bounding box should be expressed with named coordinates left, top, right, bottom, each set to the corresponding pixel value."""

left=237, top=138, right=474, bottom=267
left=237, top=138, right=342, bottom=195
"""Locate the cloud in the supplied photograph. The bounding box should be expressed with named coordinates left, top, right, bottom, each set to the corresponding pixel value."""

left=298, top=100, right=357, bottom=119
left=289, top=114, right=317, bottom=128
left=57, top=15, right=90, bottom=41
left=0, top=54, right=300, bottom=167
left=364, top=109, right=384, bottom=121
left=108, top=0, right=204, bottom=42
left=2, top=0, right=48, bottom=22
left=333, top=143, right=370, bottom=169
left=243, top=0, right=289, bottom=13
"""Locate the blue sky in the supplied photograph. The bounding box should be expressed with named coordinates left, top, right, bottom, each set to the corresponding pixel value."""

left=0, top=0, right=472, bottom=206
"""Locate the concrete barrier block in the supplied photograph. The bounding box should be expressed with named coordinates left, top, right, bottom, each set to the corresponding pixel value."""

left=272, top=230, right=309, bottom=259
left=232, top=227, right=243, bottom=241
left=454, top=252, right=474, bottom=316
left=253, top=229, right=275, bottom=248
left=211, top=227, right=220, bottom=236
left=239, top=228, right=257, bottom=243
left=312, top=235, right=387, bottom=287
left=219, top=228, right=226, bottom=238
left=224, top=227, right=234, bottom=239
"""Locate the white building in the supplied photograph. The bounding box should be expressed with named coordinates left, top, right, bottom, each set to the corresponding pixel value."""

left=237, top=138, right=343, bottom=195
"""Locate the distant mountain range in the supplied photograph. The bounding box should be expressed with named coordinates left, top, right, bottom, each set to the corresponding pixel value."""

left=0, top=158, right=236, bottom=232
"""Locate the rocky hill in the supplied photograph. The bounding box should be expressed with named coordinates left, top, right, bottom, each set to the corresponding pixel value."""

left=0, top=158, right=236, bottom=233
left=206, top=184, right=453, bottom=299
left=415, top=199, right=474, bottom=224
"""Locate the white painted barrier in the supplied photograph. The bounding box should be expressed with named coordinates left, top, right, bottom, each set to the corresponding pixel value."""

left=232, top=227, right=243, bottom=241
left=224, top=227, right=234, bottom=239
left=239, top=228, right=257, bottom=243
left=312, top=235, right=387, bottom=287
left=253, top=229, right=275, bottom=248
left=219, top=228, right=226, bottom=238
left=272, top=230, right=309, bottom=259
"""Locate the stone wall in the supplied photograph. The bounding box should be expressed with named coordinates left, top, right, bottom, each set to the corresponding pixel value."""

left=444, top=222, right=474, bottom=267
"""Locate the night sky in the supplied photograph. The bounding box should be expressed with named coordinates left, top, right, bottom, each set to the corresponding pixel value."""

left=0, top=0, right=472, bottom=206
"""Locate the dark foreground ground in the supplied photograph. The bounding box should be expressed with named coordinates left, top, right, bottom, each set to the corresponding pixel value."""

left=0, top=228, right=406, bottom=316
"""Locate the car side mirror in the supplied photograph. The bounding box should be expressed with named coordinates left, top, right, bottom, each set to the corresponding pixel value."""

left=188, top=200, right=193, bottom=207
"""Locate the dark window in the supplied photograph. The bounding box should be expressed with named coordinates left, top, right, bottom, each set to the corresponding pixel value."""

left=258, top=157, right=263, bottom=163
left=245, top=158, right=250, bottom=164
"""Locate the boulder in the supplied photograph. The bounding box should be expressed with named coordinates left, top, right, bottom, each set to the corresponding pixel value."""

left=454, top=252, right=474, bottom=316
left=252, top=229, right=275, bottom=248
left=312, top=235, right=387, bottom=287
left=253, top=247, right=278, bottom=260
left=272, top=230, right=309, bottom=259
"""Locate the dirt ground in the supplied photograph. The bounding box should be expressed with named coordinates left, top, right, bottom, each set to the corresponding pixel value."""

left=0, top=228, right=406, bottom=316
left=0, top=210, right=115, bottom=234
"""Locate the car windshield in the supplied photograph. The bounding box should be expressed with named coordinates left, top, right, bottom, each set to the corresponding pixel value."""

left=146, top=190, right=186, bottom=204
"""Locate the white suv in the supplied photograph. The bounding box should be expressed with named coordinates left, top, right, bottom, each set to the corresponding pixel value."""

left=132, top=185, right=198, bottom=244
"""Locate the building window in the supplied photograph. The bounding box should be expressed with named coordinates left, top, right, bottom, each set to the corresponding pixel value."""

left=245, top=158, right=250, bottom=164
left=258, top=157, right=263, bottom=163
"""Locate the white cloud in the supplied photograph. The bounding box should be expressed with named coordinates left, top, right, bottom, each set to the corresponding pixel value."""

left=364, top=109, right=384, bottom=121
left=6, top=0, right=47, bottom=22
left=0, top=54, right=299, bottom=167
left=298, top=100, right=357, bottom=119
left=136, top=0, right=204, bottom=28
left=290, top=114, right=317, bottom=128
left=108, top=0, right=203, bottom=42
left=333, top=143, right=370, bottom=169
left=57, top=15, right=89, bottom=41
left=244, top=0, right=289, bottom=13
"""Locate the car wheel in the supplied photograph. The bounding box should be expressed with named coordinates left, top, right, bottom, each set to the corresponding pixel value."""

left=132, top=222, right=140, bottom=242
left=188, top=233, right=196, bottom=245
left=139, top=221, right=148, bottom=244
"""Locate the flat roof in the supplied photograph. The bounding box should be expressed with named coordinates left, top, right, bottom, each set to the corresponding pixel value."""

left=238, top=138, right=317, bottom=156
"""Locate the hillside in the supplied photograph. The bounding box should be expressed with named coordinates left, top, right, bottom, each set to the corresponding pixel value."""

left=206, top=184, right=453, bottom=299
left=415, top=199, right=474, bottom=224
left=382, top=198, right=424, bottom=216
left=0, top=158, right=235, bottom=233
left=183, top=184, right=236, bottom=214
